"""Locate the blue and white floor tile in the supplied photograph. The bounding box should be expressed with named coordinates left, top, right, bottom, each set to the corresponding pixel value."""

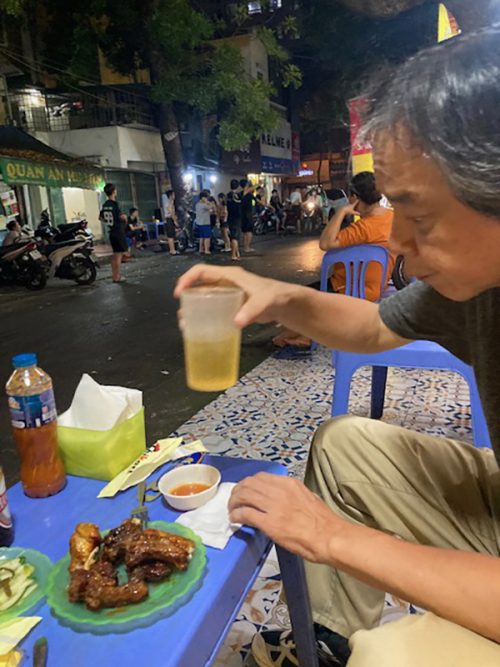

left=171, top=347, right=475, bottom=665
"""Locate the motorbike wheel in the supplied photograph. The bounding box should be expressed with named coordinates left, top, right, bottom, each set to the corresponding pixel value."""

left=73, top=256, right=97, bottom=285
left=254, top=220, right=265, bottom=236
left=392, top=256, right=411, bottom=290
left=177, top=234, right=187, bottom=254
left=25, top=265, right=47, bottom=291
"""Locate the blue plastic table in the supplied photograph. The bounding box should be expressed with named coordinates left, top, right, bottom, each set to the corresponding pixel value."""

left=8, top=455, right=319, bottom=667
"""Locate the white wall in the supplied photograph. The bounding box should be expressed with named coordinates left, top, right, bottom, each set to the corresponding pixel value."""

left=62, top=187, right=101, bottom=239
left=117, top=127, right=164, bottom=169
left=37, top=127, right=123, bottom=168
left=36, top=126, right=164, bottom=171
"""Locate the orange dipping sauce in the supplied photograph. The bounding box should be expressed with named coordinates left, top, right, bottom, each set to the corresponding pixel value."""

left=169, top=482, right=211, bottom=496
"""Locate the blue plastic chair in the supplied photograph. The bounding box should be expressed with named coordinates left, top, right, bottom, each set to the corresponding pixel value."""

left=320, top=247, right=492, bottom=448
left=333, top=341, right=491, bottom=448
left=319, top=246, right=491, bottom=448
left=320, top=245, right=389, bottom=298
left=311, top=245, right=389, bottom=352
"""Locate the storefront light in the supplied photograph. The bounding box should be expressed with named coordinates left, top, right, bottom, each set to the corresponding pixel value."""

left=209, top=174, right=218, bottom=184
left=183, top=171, right=194, bottom=184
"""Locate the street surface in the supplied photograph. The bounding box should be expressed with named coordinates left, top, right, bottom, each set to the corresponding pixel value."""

left=0, top=236, right=323, bottom=486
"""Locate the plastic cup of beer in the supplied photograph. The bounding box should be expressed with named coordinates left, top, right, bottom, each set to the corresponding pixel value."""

left=180, top=286, right=244, bottom=392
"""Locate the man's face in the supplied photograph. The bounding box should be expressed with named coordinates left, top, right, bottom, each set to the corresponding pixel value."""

left=374, top=128, right=500, bottom=301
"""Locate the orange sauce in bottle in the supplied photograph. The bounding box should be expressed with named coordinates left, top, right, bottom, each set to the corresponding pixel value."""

left=6, top=354, right=66, bottom=498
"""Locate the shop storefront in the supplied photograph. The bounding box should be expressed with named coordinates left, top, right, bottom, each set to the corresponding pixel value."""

left=258, top=118, right=299, bottom=199
left=0, top=126, right=104, bottom=238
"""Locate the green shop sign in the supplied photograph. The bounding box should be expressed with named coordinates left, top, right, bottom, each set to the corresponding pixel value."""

left=0, top=157, right=104, bottom=190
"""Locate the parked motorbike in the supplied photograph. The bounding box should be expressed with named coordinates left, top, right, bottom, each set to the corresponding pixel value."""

left=40, top=239, right=98, bottom=286
left=37, top=210, right=93, bottom=245
left=0, top=240, right=47, bottom=290
left=176, top=208, right=196, bottom=253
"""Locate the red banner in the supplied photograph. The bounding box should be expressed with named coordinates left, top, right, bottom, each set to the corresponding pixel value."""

left=348, top=97, right=372, bottom=156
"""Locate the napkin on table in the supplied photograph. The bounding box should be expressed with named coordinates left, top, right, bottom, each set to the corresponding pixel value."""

left=176, top=483, right=241, bottom=549
left=0, top=617, right=41, bottom=659
left=58, top=373, right=142, bottom=431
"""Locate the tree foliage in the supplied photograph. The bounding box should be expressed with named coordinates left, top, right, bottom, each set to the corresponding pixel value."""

left=0, top=0, right=24, bottom=14
left=35, top=0, right=301, bottom=151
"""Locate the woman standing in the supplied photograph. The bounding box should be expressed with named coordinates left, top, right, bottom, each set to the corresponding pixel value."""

left=163, top=190, right=180, bottom=256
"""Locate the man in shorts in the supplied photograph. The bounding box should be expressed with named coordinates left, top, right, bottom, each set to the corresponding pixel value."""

left=101, top=183, right=127, bottom=283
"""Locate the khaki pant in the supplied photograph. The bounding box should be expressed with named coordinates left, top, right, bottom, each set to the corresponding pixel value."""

left=304, top=416, right=500, bottom=666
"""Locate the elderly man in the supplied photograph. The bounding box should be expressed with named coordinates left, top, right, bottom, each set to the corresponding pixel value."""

left=176, top=27, right=500, bottom=667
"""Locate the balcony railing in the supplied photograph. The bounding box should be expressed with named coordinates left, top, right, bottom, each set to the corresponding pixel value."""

left=9, top=88, right=157, bottom=133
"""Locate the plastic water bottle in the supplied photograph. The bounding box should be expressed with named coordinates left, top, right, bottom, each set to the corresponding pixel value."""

left=6, top=354, right=66, bottom=498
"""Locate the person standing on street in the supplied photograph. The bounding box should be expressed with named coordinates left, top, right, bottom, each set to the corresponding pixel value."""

left=240, top=179, right=256, bottom=253
left=196, top=190, right=212, bottom=255
left=217, top=193, right=231, bottom=253
left=162, top=190, right=179, bottom=256
left=227, top=179, right=242, bottom=261
left=101, top=183, right=127, bottom=283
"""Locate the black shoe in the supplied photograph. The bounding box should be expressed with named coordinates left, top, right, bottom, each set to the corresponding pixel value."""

left=251, top=628, right=349, bottom=667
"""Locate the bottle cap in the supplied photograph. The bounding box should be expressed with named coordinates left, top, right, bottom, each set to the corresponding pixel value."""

left=12, top=353, right=38, bottom=368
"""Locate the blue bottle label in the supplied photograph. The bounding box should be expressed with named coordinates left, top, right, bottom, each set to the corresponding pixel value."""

left=8, top=389, right=57, bottom=429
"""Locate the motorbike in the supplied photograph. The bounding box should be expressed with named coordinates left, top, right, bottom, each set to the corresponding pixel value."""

left=37, top=210, right=93, bottom=245
left=303, top=198, right=322, bottom=234
left=253, top=206, right=279, bottom=235
left=175, top=208, right=196, bottom=253
left=0, top=239, right=47, bottom=290
left=40, top=238, right=98, bottom=285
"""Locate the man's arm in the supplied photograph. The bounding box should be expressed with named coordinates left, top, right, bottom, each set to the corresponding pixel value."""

left=175, top=264, right=408, bottom=352
left=229, top=475, right=500, bottom=644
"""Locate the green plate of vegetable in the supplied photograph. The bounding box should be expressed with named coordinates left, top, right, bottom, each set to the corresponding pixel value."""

left=0, top=547, right=53, bottom=622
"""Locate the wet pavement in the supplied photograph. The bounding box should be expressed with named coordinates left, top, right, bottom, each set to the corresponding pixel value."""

left=0, top=236, right=323, bottom=486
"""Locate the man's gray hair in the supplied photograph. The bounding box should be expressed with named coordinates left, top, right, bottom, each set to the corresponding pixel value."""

left=364, top=26, right=500, bottom=218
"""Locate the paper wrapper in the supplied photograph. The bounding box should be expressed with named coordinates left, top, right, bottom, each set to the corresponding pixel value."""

left=98, top=439, right=207, bottom=498
left=0, top=617, right=41, bottom=657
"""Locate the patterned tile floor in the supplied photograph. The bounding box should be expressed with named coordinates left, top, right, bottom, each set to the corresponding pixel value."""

left=173, top=347, right=476, bottom=666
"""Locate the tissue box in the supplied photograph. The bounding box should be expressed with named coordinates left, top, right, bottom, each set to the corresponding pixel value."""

left=57, top=407, right=146, bottom=481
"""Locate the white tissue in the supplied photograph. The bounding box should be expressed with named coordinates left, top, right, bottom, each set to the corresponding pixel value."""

left=176, top=483, right=241, bottom=550
left=58, top=373, right=142, bottom=431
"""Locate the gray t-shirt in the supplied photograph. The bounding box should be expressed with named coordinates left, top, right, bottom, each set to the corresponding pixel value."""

left=196, top=201, right=211, bottom=227
left=379, top=282, right=500, bottom=464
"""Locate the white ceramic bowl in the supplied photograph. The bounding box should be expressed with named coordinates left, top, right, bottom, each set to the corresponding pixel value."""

left=158, top=464, right=221, bottom=511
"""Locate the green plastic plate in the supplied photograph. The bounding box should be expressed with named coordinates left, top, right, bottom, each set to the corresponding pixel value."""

left=0, top=546, right=53, bottom=622
left=46, top=521, right=206, bottom=634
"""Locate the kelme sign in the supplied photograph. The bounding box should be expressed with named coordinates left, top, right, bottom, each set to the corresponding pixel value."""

left=0, top=157, right=103, bottom=190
